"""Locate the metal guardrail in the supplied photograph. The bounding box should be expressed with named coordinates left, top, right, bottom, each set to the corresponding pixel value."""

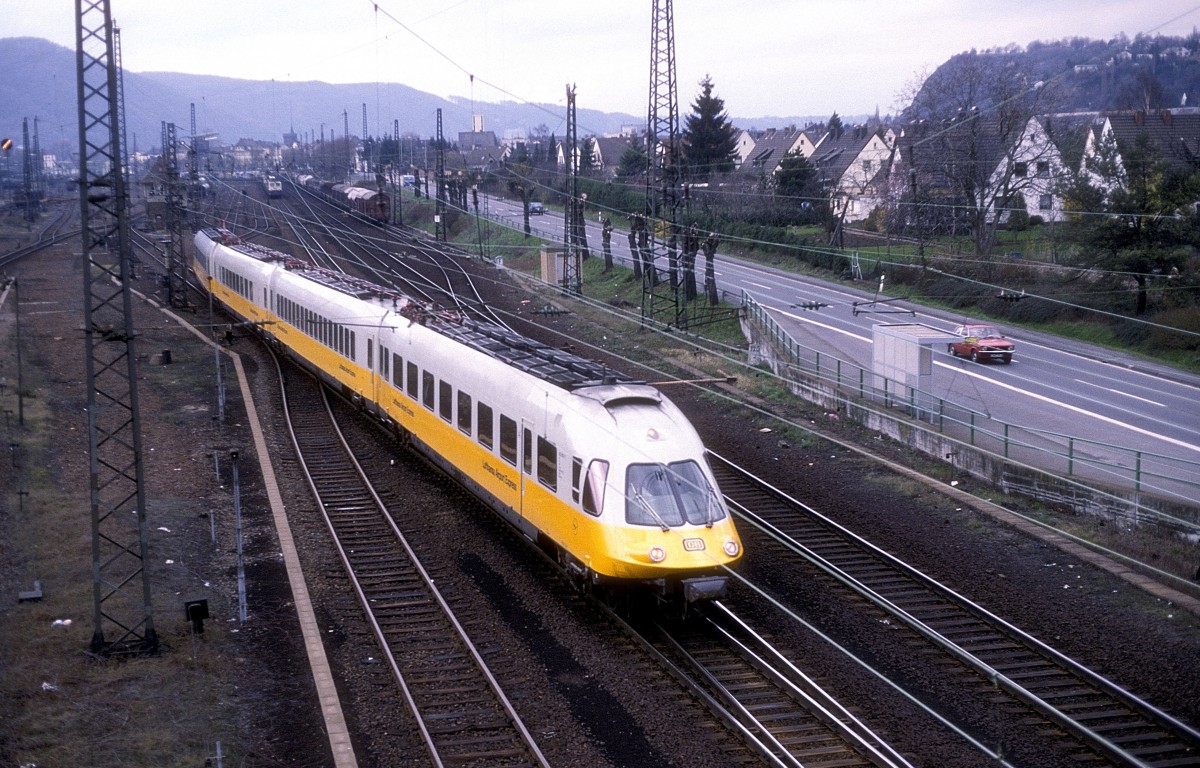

left=741, top=290, right=1200, bottom=522
left=413, top=199, right=1198, bottom=518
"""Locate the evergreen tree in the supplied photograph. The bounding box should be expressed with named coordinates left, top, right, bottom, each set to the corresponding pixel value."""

left=1063, top=131, right=1198, bottom=316
left=580, top=136, right=597, bottom=175
left=683, top=75, right=739, bottom=181
left=616, top=137, right=649, bottom=179
left=774, top=149, right=818, bottom=201
left=827, top=111, right=845, bottom=139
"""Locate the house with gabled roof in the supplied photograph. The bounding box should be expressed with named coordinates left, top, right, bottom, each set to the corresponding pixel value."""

left=734, top=126, right=819, bottom=182
left=809, top=124, right=896, bottom=223
left=890, top=112, right=1071, bottom=235
left=591, top=135, right=635, bottom=177
left=1081, top=109, right=1200, bottom=191
left=998, top=116, right=1072, bottom=223
left=555, top=135, right=635, bottom=178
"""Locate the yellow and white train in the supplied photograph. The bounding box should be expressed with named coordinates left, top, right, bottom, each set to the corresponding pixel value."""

left=193, top=227, right=742, bottom=603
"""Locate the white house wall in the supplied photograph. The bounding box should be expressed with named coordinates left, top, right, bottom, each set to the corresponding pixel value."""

left=988, top=117, right=1067, bottom=224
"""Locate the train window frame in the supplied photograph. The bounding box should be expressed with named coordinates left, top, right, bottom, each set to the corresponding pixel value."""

left=478, top=402, right=494, bottom=450
left=523, top=427, right=533, bottom=475
left=422, top=370, right=435, bottom=411
left=571, top=458, right=582, bottom=503
left=438, top=380, right=452, bottom=422
left=537, top=436, right=557, bottom=491
left=624, top=461, right=725, bottom=527
left=499, top=415, right=517, bottom=466
left=457, top=391, right=472, bottom=434
left=392, top=353, right=403, bottom=388
left=581, top=459, right=608, bottom=517
left=406, top=362, right=418, bottom=399
left=367, top=338, right=373, bottom=369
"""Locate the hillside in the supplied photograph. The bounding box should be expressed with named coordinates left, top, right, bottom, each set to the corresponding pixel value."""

left=1, top=36, right=815, bottom=158
left=0, top=37, right=644, bottom=157
left=910, top=32, right=1200, bottom=118
left=4, top=32, right=1198, bottom=161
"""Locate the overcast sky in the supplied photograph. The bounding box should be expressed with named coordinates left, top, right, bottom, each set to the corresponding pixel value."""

left=10, top=1, right=1200, bottom=120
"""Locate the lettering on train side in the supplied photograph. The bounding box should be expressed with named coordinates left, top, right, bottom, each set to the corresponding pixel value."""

left=483, top=460, right=517, bottom=491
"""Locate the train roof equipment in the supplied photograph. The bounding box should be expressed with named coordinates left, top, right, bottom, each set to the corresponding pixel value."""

left=200, top=228, right=642, bottom=392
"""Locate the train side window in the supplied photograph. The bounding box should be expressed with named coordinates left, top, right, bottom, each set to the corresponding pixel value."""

left=392, top=353, right=403, bottom=388
left=367, top=339, right=373, bottom=368
left=571, top=458, right=582, bottom=502
left=581, top=460, right=609, bottom=517
left=422, top=371, right=435, bottom=411
left=438, top=380, right=452, bottom=421
left=537, top=436, right=556, bottom=491
left=499, top=415, right=517, bottom=466
left=478, top=402, right=494, bottom=449
left=406, top=362, right=418, bottom=399
left=523, top=428, right=533, bottom=475
left=457, top=391, right=471, bottom=434
left=349, top=330, right=356, bottom=361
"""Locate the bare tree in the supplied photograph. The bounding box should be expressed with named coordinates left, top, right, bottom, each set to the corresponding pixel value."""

left=903, top=51, right=1059, bottom=257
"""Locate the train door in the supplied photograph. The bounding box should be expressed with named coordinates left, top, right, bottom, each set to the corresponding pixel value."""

left=520, top=420, right=535, bottom=518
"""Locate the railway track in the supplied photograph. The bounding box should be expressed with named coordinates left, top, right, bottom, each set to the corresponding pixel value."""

left=284, top=178, right=510, bottom=327
left=276, top=357, right=550, bottom=768
left=0, top=203, right=78, bottom=269
left=709, top=452, right=1200, bottom=767
left=628, top=601, right=914, bottom=768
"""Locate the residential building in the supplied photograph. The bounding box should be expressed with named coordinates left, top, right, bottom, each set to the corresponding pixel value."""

left=809, top=124, right=896, bottom=223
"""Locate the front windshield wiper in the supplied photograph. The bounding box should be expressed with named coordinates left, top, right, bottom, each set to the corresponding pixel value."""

left=632, top=471, right=671, bottom=531
left=704, top=490, right=719, bottom=528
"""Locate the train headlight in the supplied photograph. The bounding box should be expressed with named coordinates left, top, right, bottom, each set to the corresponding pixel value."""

left=648, top=546, right=667, bottom=563
left=722, top=539, right=740, bottom=557
left=646, top=427, right=660, bottom=441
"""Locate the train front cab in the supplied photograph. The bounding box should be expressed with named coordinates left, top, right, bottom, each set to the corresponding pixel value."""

left=542, top=451, right=739, bottom=604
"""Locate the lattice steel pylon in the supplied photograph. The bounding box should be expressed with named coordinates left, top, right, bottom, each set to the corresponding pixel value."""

left=561, top=84, right=582, bottom=295
left=161, top=122, right=189, bottom=308
left=434, top=108, right=447, bottom=242
left=643, top=0, right=686, bottom=329
left=188, top=102, right=199, bottom=204
left=21, top=117, right=36, bottom=222
left=75, top=0, right=158, bottom=656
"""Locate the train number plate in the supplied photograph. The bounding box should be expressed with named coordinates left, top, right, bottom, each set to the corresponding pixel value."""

left=682, top=538, right=706, bottom=552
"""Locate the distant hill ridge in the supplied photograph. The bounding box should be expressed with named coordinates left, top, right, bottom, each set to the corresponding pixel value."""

left=911, top=33, right=1200, bottom=118
left=3, top=33, right=1197, bottom=158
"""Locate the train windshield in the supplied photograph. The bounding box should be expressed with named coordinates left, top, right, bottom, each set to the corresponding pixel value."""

left=625, top=461, right=725, bottom=529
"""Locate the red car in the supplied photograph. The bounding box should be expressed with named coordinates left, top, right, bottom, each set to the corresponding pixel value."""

left=948, top=324, right=1014, bottom=364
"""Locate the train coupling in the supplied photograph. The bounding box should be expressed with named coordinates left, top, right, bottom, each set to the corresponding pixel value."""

left=682, top=575, right=728, bottom=603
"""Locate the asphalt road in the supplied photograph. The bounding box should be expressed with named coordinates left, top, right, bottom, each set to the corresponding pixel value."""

left=476, top=194, right=1200, bottom=506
